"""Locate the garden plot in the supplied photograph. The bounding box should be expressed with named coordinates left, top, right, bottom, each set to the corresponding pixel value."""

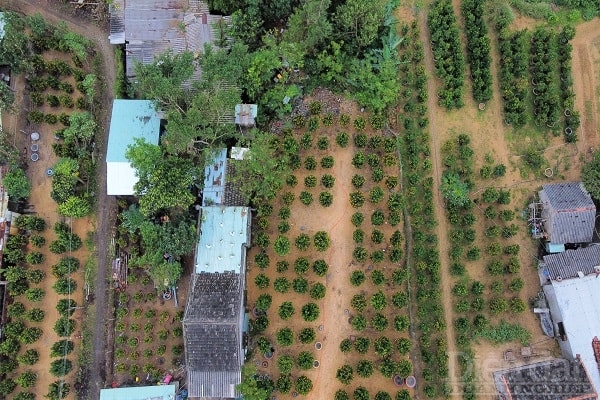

left=246, top=100, right=412, bottom=400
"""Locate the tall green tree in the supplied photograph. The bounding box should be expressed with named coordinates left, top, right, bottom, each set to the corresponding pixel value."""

left=441, top=171, right=471, bottom=208
left=57, top=195, right=91, bottom=218
left=231, top=130, right=290, bottom=202
left=285, top=0, right=332, bottom=54
left=3, top=169, right=30, bottom=200
left=334, top=0, right=387, bottom=54
left=0, top=12, right=31, bottom=73
left=63, top=112, right=96, bottom=148
left=125, top=138, right=198, bottom=216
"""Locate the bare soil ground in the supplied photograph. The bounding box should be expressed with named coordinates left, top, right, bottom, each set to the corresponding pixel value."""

left=2, top=1, right=116, bottom=398
left=247, top=95, right=413, bottom=399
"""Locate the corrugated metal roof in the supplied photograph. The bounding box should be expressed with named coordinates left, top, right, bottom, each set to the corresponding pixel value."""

left=109, top=0, right=231, bottom=79
left=542, top=245, right=600, bottom=280
left=194, top=206, right=250, bottom=274
left=548, top=275, right=600, bottom=394
left=106, top=100, right=160, bottom=195
left=203, top=148, right=228, bottom=206
left=99, top=384, right=176, bottom=400
left=187, top=370, right=240, bottom=398
left=107, top=100, right=160, bottom=162
left=539, top=182, right=596, bottom=244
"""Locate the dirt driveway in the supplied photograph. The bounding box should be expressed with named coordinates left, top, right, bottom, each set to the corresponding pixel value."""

left=3, top=1, right=116, bottom=397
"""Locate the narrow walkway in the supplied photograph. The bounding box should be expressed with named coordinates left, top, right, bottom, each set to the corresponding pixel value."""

left=417, top=10, right=462, bottom=398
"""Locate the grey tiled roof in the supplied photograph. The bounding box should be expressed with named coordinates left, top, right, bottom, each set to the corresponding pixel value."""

left=184, top=272, right=241, bottom=323
left=542, top=245, right=600, bottom=281
left=494, top=358, right=596, bottom=400
left=539, top=182, right=596, bottom=244
left=223, top=161, right=246, bottom=207
left=183, top=272, right=244, bottom=398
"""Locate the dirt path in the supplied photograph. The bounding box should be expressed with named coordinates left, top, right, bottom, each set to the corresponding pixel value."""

left=4, top=1, right=116, bottom=397
left=571, top=18, right=600, bottom=154
left=417, top=11, right=462, bottom=398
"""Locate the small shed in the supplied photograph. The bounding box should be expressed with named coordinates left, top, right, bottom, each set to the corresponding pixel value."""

left=234, top=104, right=257, bottom=127
left=106, top=100, right=160, bottom=196
left=538, top=182, right=596, bottom=245
left=99, top=384, right=177, bottom=400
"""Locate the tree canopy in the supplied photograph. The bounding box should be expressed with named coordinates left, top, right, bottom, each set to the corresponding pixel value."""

left=3, top=169, right=30, bottom=200
left=441, top=171, right=471, bottom=208
left=231, top=130, right=290, bottom=202
left=125, top=138, right=199, bottom=216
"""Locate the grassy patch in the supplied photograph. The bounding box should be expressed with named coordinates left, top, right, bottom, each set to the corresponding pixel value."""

left=475, top=320, right=531, bottom=345
left=114, top=46, right=126, bottom=99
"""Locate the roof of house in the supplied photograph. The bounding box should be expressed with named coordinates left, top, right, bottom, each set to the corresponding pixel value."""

left=539, top=182, right=596, bottom=244
left=194, top=206, right=250, bottom=274
left=494, top=358, right=596, bottom=400
left=545, top=274, right=600, bottom=394
left=109, top=0, right=229, bottom=78
left=99, top=384, right=177, bottom=400
left=184, top=271, right=241, bottom=323
left=183, top=272, right=243, bottom=398
left=541, top=245, right=600, bottom=281
left=106, top=100, right=160, bottom=196
left=235, top=104, right=257, bottom=126
left=202, top=149, right=246, bottom=207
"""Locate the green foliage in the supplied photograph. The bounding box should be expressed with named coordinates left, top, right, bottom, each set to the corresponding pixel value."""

left=25, top=288, right=45, bottom=302
left=277, top=355, right=294, bottom=374
left=3, top=169, right=31, bottom=200
left=475, top=320, right=531, bottom=345
left=298, top=327, right=316, bottom=344
left=273, top=235, right=291, bottom=256
left=295, top=376, right=313, bottom=395
left=278, top=302, right=295, bottom=320
left=428, top=0, right=465, bottom=109
left=441, top=171, right=470, bottom=208
left=53, top=277, right=77, bottom=295
left=336, top=364, right=354, bottom=385
left=46, top=381, right=70, bottom=400
left=49, top=359, right=73, bottom=377
left=277, top=328, right=294, bottom=346
left=50, top=340, right=74, bottom=357
left=582, top=151, right=600, bottom=200
left=54, top=317, right=76, bottom=337
left=301, top=303, right=320, bottom=322
left=310, top=282, right=326, bottom=300
left=295, top=233, right=311, bottom=250
left=313, top=231, right=330, bottom=251
left=297, top=351, right=315, bottom=370
left=126, top=138, right=198, bottom=215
